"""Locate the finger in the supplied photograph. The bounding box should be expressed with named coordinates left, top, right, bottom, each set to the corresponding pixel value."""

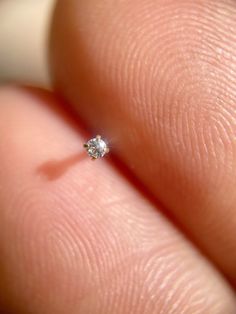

left=0, top=86, right=235, bottom=313
left=50, top=0, right=236, bottom=283
left=0, top=0, right=55, bottom=87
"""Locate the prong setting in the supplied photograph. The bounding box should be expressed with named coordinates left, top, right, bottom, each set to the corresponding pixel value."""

left=84, top=135, right=109, bottom=159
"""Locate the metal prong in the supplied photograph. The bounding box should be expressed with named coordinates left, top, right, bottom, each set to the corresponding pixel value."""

left=91, top=157, right=97, bottom=161
left=105, top=147, right=110, bottom=154
left=96, top=135, right=101, bottom=139
left=84, top=143, right=88, bottom=148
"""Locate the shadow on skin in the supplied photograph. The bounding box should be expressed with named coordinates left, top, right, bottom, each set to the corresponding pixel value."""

left=37, top=152, right=87, bottom=181
left=21, top=87, right=91, bottom=181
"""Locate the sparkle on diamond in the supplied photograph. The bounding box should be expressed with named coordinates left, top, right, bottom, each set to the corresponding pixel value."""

left=85, top=136, right=108, bottom=159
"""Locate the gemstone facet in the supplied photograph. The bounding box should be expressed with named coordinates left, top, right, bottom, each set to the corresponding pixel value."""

left=84, top=135, right=109, bottom=159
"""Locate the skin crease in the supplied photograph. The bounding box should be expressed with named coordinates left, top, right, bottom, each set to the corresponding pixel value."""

left=0, top=0, right=236, bottom=313
left=50, top=0, right=236, bottom=285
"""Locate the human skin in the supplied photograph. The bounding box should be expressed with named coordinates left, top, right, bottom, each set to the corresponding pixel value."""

left=0, top=0, right=236, bottom=313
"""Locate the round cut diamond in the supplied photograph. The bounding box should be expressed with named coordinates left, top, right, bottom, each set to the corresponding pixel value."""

left=84, top=136, right=109, bottom=159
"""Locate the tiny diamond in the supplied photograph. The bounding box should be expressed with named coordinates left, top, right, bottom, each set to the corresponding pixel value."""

left=84, top=135, right=109, bottom=159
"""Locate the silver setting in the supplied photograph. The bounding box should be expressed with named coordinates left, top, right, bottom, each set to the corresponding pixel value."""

left=84, top=135, right=109, bottom=160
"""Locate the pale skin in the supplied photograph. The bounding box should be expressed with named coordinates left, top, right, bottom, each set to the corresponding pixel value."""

left=0, top=0, right=236, bottom=313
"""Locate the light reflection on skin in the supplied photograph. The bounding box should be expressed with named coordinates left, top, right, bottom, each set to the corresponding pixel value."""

left=0, top=0, right=56, bottom=87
